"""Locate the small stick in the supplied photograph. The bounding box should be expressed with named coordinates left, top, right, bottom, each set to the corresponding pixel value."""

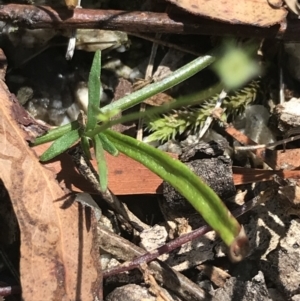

left=278, top=43, right=285, bottom=104
left=65, top=0, right=82, bottom=60
left=0, top=5, right=294, bottom=39
left=103, top=187, right=274, bottom=278
left=212, top=110, right=274, bottom=168
left=99, top=225, right=209, bottom=301
left=68, top=146, right=149, bottom=231
left=234, top=134, right=300, bottom=150
left=65, top=28, right=77, bottom=60
left=136, top=33, right=161, bottom=141
left=140, top=263, right=171, bottom=301
left=0, top=285, right=21, bottom=297
left=129, top=33, right=201, bottom=56
left=199, top=89, right=227, bottom=139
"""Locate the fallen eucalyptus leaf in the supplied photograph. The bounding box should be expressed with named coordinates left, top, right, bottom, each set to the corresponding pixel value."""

left=167, top=0, right=287, bottom=26
left=0, top=56, right=102, bottom=300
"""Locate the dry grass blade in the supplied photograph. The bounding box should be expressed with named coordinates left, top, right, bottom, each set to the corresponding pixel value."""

left=0, top=50, right=102, bottom=300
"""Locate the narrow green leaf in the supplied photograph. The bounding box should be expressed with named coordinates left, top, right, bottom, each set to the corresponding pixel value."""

left=86, top=50, right=101, bottom=132
left=104, top=129, right=243, bottom=249
left=40, top=129, right=80, bottom=161
left=86, top=82, right=222, bottom=138
left=102, top=54, right=216, bottom=114
left=32, top=121, right=80, bottom=146
left=93, top=134, right=108, bottom=191
left=98, top=133, right=118, bottom=156
left=81, top=136, right=92, bottom=160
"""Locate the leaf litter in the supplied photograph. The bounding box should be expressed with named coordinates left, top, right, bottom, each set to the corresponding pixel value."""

left=3, top=0, right=300, bottom=300
left=0, top=49, right=102, bottom=300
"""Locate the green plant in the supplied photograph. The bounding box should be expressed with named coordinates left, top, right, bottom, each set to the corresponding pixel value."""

left=37, top=51, right=117, bottom=191
left=32, top=49, right=252, bottom=260
left=145, top=80, right=260, bottom=142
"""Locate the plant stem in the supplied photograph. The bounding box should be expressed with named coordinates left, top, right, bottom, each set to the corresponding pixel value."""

left=86, top=55, right=218, bottom=138
left=102, top=187, right=274, bottom=277
left=32, top=121, right=79, bottom=145
left=104, top=129, right=245, bottom=254
left=101, top=54, right=216, bottom=113
left=86, top=82, right=222, bottom=136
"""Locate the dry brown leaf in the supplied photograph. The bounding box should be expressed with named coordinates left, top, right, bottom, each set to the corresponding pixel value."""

left=0, top=50, right=102, bottom=300
left=144, top=92, right=174, bottom=106
left=167, top=0, right=287, bottom=26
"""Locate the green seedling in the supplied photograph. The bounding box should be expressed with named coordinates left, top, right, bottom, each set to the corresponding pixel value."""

left=32, top=48, right=251, bottom=260
left=33, top=120, right=80, bottom=146
left=37, top=51, right=112, bottom=191
left=39, top=128, right=81, bottom=161
left=93, top=134, right=108, bottom=192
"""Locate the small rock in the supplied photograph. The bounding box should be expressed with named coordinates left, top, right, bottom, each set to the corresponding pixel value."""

left=165, top=230, right=216, bottom=271
left=292, top=294, right=300, bottom=301
left=104, top=258, right=142, bottom=286
left=105, top=283, right=180, bottom=301
left=106, top=284, right=155, bottom=301
left=264, top=219, right=300, bottom=297
left=274, top=97, right=300, bottom=132
left=268, top=288, right=287, bottom=301
left=139, top=224, right=168, bottom=251
left=100, top=253, right=112, bottom=270
left=212, top=271, right=270, bottom=301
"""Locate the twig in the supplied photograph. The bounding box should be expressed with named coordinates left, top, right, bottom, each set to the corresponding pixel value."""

left=68, top=145, right=149, bottom=231
left=128, top=33, right=201, bottom=56
left=136, top=33, right=161, bottom=141
left=198, top=89, right=227, bottom=139
left=65, top=0, right=82, bottom=60
left=0, top=4, right=299, bottom=40
left=212, top=111, right=275, bottom=168
left=140, top=263, right=171, bottom=301
left=234, top=134, right=300, bottom=150
left=66, top=28, right=77, bottom=60
left=98, top=225, right=210, bottom=301
left=102, top=187, right=274, bottom=278
left=0, top=285, right=21, bottom=297
left=278, top=43, right=285, bottom=104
